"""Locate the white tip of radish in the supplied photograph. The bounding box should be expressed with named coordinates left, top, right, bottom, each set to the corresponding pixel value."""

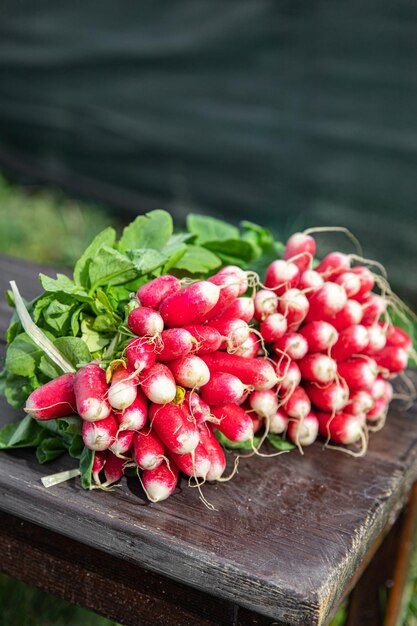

left=81, top=398, right=111, bottom=422
left=206, top=461, right=225, bottom=481
left=145, top=480, right=173, bottom=502
left=311, top=355, right=337, bottom=384
left=269, top=410, right=289, bottom=434
left=108, top=384, right=137, bottom=410
left=176, top=430, right=200, bottom=454
left=333, top=387, right=350, bottom=411
left=322, top=282, right=347, bottom=313
left=344, top=418, right=363, bottom=445
left=237, top=421, right=255, bottom=443
left=147, top=378, right=177, bottom=404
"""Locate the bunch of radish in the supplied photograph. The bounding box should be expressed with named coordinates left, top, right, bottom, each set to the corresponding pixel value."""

left=23, top=230, right=414, bottom=503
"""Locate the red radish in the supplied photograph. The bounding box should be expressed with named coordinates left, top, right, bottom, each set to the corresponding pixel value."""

left=331, top=325, right=369, bottom=362
left=360, top=293, right=387, bottom=325
left=213, top=297, right=255, bottom=323
left=128, top=307, right=164, bottom=338
left=274, top=333, right=308, bottom=361
left=277, top=289, right=309, bottom=331
left=92, top=451, right=106, bottom=485
left=82, top=414, right=118, bottom=451
left=210, top=317, right=250, bottom=351
left=156, top=328, right=195, bottom=361
left=110, top=429, right=135, bottom=457
left=149, top=403, right=199, bottom=454
left=182, top=325, right=222, bottom=355
left=317, top=411, right=364, bottom=445
left=334, top=272, right=361, bottom=298
left=117, top=388, right=148, bottom=431
left=159, top=281, right=220, bottom=327
left=249, top=412, right=263, bottom=433
left=201, top=353, right=277, bottom=390
left=140, top=363, right=177, bottom=404
left=168, top=355, right=210, bottom=388
left=25, top=373, right=76, bottom=421
left=374, top=346, right=408, bottom=374
left=363, top=325, right=386, bottom=355
left=305, top=381, right=349, bottom=412
left=137, top=275, right=181, bottom=310
left=288, top=412, right=319, bottom=447
left=133, top=428, right=165, bottom=470
left=197, top=423, right=226, bottom=480
left=370, top=377, right=387, bottom=400
left=184, top=391, right=215, bottom=425
left=249, top=389, right=279, bottom=417
left=169, top=444, right=211, bottom=478
left=103, top=451, right=125, bottom=485
left=306, top=282, right=347, bottom=321
left=282, top=386, right=311, bottom=419
left=382, top=381, right=393, bottom=403
left=74, top=363, right=111, bottom=422
left=264, top=260, right=300, bottom=295
left=298, top=270, right=324, bottom=292
left=316, top=252, right=350, bottom=279
left=108, top=364, right=138, bottom=410
left=283, top=232, right=316, bottom=272
left=385, top=325, right=413, bottom=352
left=298, top=353, right=337, bottom=384
left=125, top=337, right=156, bottom=372
left=269, top=409, right=289, bottom=434
left=345, top=390, right=374, bottom=416
left=260, top=313, right=288, bottom=343
left=338, top=357, right=378, bottom=392
left=350, top=266, right=375, bottom=297
left=275, top=359, right=301, bottom=393
left=215, top=265, right=249, bottom=296
left=142, top=459, right=179, bottom=502
left=299, top=321, right=339, bottom=352
left=201, top=268, right=242, bottom=320
left=201, top=372, right=247, bottom=406
left=253, top=289, right=279, bottom=321
left=366, top=398, right=388, bottom=423
left=212, top=404, right=254, bottom=443
left=327, top=299, right=363, bottom=331
left=234, top=332, right=259, bottom=358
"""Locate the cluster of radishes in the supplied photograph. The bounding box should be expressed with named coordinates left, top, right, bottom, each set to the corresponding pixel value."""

left=24, top=231, right=413, bottom=503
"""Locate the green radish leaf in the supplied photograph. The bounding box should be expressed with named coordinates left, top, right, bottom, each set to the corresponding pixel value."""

left=5, top=333, right=42, bottom=377
left=79, top=446, right=95, bottom=490
left=39, top=274, right=91, bottom=302
left=3, top=374, right=37, bottom=409
left=73, top=226, right=117, bottom=287
left=187, top=214, right=239, bottom=244
left=205, top=239, right=256, bottom=263
left=173, top=245, right=221, bottom=274
left=68, top=434, right=85, bottom=459
left=43, top=299, right=76, bottom=334
left=38, top=355, right=62, bottom=380
left=267, top=434, right=295, bottom=451
left=88, top=245, right=138, bottom=290
left=127, top=248, right=168, bottom=275
left=92, top=314, right=117, bottom=333
left=53, top=337, right=91, bottom=368
left=36, top=436, right=67, bottom=464
left=0, top=415, right=45, bottom=449
left=119, top=210, right=173, bottom=253
left=81, top=318, right=110, bottom=353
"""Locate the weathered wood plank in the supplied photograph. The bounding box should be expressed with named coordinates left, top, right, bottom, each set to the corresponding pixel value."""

left=1, top=255, right=417, bottom=625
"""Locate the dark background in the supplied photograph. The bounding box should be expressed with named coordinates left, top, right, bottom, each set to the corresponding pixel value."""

left=0, top=0, right=416, bottom=302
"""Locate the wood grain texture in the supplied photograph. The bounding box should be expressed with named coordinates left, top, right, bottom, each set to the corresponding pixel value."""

left=1, top=256, right=417, bottom=625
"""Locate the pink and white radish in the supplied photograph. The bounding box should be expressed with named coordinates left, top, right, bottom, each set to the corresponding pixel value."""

left=103, top=451, right=125, bottom=485
left=330, top=325, right=369, bottom=362
left=201, top=353, right=277, bottom=390
left=209, top=317, right=250, bottom=351
left=109, top=429, right=135, bottom=457
left=282, top=386, right=311, bottom=419
left=316, top=252, right=350, bottom=279
left=304, top=380, right=349, bottom=412
left=275, top=359, right=301, bottom=393
left=253, top=289, right=279, bottom=321
left=317, top=411, right=365, bottom=446
left=273, top=333, right=309, bottom=361
left=182, top=325, right=223, bottom=355
left=234, top=332, right=259, bottom=358
left=137, top=275, right=181, bottom=310
left=108, top=364, right=138, bottom=410
left=269, top=408, right=289, bottom=434
left=117, top=388, right=148, bottom=431
left=288, top=412, right=319, bottom=447
left=299, top=321, right=338, bottom=352
left=140, top=363, right=177, bottom=404
left=260, top=313, right=288, bottom=343
left=344, top=390, right=374, bottom=416
left=363, top=325, right=386, bottom=355
left=169, top=444, right=211, bottom=478
left=74, top=363, right=111, bottom=422
left=211, top=404, right=254, bottom=443
left=149, top=403, right=199, bottom=454
left=82, top=414, right=118, bottom=451
left=277, top=289, right=309, bottom=331
left=156, top=328, right=195, bottom=361
left=125, top=337, right=156, bottom=372
left=283, top=232, right=316, bottom=272
left=249, top=389, right=279, bottom=418
left=298, top=270, right=324, bottom=292
left=213, top=297, right=255, bottom=323
left=168, top=355, right=210, bottom=388
left=184, top=391, right=216, bottom=425
left=197, top=423, right=226, bottom=480
left=305, top=282, right=347, bottom=321
left=326, top=299, right=363, bottom=331
left=360, top=294, right=387, bottom=325
left=201, top=371, right=248, bottom=406
left=133, top=428, right=165, bottom=470
left=333, top=272, right=361, bottom=298
left=128, top=306, right=164, bottom=338
left=350, top=266, right=375, bottom=297
left=338, top=357, right=378, bottom=392
left=264, top=260, right=300, bottom=295
left=159, top=281, right=220, bottom=327
left=25, top=373, right=76, bottom=420
left=374, top=346, right=408, bottom=374
left=298, top=353, right=338, bottom=384
left=141, top=459, right=179, bottom=502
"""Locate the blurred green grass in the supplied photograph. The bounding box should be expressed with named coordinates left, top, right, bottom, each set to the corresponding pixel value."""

left=0, top=173, right=415, bottom=626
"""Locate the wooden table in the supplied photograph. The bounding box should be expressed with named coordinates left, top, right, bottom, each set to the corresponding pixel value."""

left=1, top=255, right=417, bottom=626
